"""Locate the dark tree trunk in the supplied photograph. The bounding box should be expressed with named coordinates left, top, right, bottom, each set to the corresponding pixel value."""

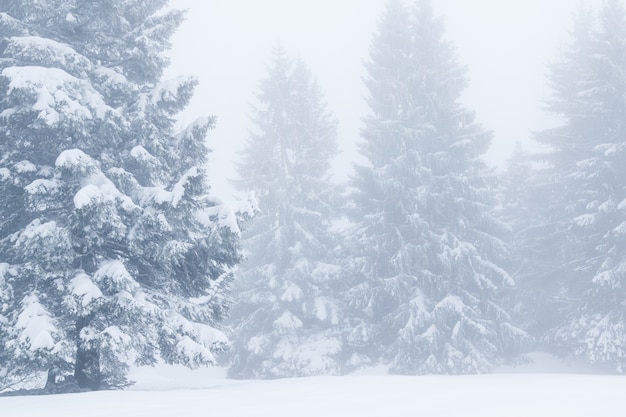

left=45, top=369, right=56, bottom=389
left=74, top=316, right=101, bottom=391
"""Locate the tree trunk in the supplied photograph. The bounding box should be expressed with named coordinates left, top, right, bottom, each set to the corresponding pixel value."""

left=74, top=316, right=101, bottom=391
left=44, top=369, right=56, bottom=389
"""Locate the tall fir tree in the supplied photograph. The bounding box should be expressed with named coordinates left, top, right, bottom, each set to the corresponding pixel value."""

left=227, top=46, right=347, bottom=379
left=516, top=6, right=597, bottom=344
left=534, top=0, right=626, bottom=372
left=496, top=144, right=545, bottom=336
left=0, top=0, right=246, bottom=391
left=346, top=0, right=526, bottom=374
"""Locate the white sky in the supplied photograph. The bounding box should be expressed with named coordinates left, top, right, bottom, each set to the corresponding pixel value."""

left=167, top=0, right=600, bottom=201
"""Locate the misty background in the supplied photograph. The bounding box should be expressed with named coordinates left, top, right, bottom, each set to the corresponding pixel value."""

left=4, top=0, right=626, bottom=402
left=168, top=0, right=592, bottom=201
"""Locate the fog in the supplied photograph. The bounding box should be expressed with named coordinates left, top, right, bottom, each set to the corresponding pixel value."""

left=167, top=0, right=599, bottom=201
left=5, top=0, right=626, bottom=398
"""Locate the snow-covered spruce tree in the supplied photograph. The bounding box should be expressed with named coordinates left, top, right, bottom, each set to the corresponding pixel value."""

left=496, top=144, right=547, bottom=336
left=345, top=0, right=527, bottom=374
left=510, top=6, right=598, bottom=348
left=535, top=0, right=626, bottom=372
left=227, top=46, right=347, bottom=379
left=0, top=0, right=245, bottom=391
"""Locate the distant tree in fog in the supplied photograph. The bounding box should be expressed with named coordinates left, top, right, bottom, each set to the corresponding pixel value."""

left=533, top=0, right=626, bottom=373
left=227, top=46, right=348, bottom=379
left=344, top=0, right=527, bottom=374
left=496, top=144, right=547, bottom=337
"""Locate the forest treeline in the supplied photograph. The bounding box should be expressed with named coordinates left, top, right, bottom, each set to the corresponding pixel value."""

left=1, top=0, right=625, bottom=393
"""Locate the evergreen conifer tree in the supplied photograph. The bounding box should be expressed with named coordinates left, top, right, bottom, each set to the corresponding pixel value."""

left=346, top=0, right=526, bottom=374
left=498, top=144, right=552, bottom=340
left=227, top=46, right=346, bottom=379
left=0, top=0, right=245, bottom=390
left=535, top=0, right=626, bottom=372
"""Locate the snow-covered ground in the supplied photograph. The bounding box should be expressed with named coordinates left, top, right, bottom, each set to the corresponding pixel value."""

left=3, top=357, right=626, bottom=417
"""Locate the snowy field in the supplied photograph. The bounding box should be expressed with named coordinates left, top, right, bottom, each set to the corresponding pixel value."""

left=3, top=356, right=626, bottom=417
